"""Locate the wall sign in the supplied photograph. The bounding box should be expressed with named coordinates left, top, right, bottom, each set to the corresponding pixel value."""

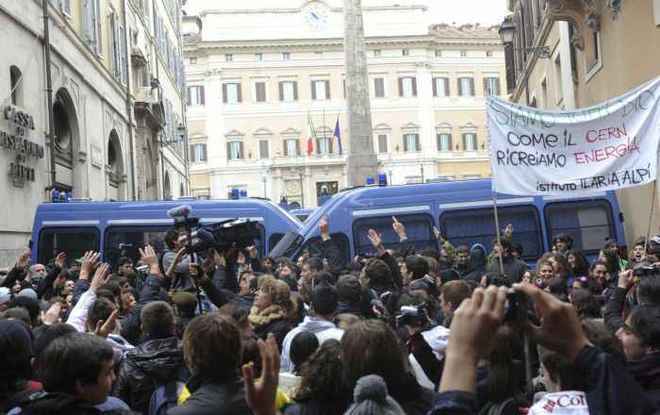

left=1, top=105, right=44, bottom=187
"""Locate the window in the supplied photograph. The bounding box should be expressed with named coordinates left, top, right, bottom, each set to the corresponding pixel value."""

left=398, top=77, right=417, bottom=97
left=373, top=49, right=381, bottom=57
left=462, top=133, right=477, bottom=151
left=439, top=206, right=542, bottom=261
left=103, top=226, right=169, bottom=269
left=343, top=79, right=347, bottom=98
left=279, top=81, right=298, bottom=102
left=402, top=49, right=410, bottom=56
left=284, top=139, right=300, bottom=157
left=403, top=133, right=420, bottom=152
left=222, top=83, right=242, bottom=104
left=38, top=227, right=99, bottom=266
left=432, top=77, right=449, bottom=97
left=256, top=53, right=263, bottom=61
left=374, top=78, right=385, bottom=98
left=282, top=52, right=291, bottom=61
left=311, top=80, right=331, bottom=100
left=437, top=133, right=452, bottom=152
left=486, top=50, right=493, bottom=57
left=9, top=66, right=22, bottom=106
left=255, top=82, right=267, bottom=103
left=316, top=136, right=332, bottom=154
left=458, top=77, right=475, bottom=96
left=378, top=134, right=388, bottom=153
left=545, top=200, right=615, bottom=254
left=189, top=57, right=197, bottom=64
left=353, top=214, right=434, bottom=256
left=186, top=86, right=205, bottom=106
left=435, top=49, right=442, bottom=57
left=190, top=143, right=207, bottom=162
left=259, top=140, right=269, bottom=159
left=227, top=140, right=244, bottom=160
left=110, top=10, right=121, bottom=79
left=225, top=54, right=233, bottom=62
left=483, top=77, right=501, bottom=96
left=298, top=233, right=350, bottom=265
left=460, top=50, right=467, bottom=57
left=82, top=0, right=102, bottom=54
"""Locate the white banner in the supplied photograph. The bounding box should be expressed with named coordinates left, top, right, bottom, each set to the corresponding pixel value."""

left=487, top=77, right=660, bottom=195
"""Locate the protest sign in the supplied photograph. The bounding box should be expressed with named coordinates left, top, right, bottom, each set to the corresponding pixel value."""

left=487, top=77, right=660, bottom=195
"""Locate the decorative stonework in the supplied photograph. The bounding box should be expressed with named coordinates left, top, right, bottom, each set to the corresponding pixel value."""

left=546, top=0, right=605, bottom=49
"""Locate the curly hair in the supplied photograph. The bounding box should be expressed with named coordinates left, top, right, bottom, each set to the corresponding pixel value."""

left=295, top=339, right=349, bottom=409
left=258, top=275, right=293, bottom=311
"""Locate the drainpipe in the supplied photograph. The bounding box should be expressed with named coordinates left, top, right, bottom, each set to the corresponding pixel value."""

left=123, top=0, right=136, bottom=200
left=42, top=0, right=56, bottom=190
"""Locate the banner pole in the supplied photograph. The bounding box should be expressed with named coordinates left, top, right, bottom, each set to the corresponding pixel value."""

left=492, top=191, right=505, bottom=276
left=644, top=180, right=658, bottom=255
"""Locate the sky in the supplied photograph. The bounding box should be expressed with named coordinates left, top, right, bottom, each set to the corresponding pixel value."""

left=183, top=0, right=510, bottom=26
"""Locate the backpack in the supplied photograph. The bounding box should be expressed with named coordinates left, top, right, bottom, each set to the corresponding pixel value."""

left=478, top=398, right=517, bottom=415
left=148, top=381, right=185, bottom=415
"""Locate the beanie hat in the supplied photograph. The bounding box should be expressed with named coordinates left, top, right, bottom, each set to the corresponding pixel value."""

left=17, top=288, right=38, bottom=300
left=344, top=375, right=405, bottom=415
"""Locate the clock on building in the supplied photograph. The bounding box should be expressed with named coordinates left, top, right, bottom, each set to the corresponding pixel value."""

left=303, top=1, right=330, bottom=31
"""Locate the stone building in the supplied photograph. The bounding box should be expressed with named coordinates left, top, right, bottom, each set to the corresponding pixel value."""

left=183, top=0, right=506, bottom=207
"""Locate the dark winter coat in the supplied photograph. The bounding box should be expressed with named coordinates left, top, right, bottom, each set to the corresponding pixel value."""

left=167, top=374, right=252, bottom=415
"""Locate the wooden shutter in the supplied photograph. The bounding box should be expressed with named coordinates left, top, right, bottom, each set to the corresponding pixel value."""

left=412, top=78, right=418, bottom=96
left=398, top=78, right=403, bottom=97
left=237, top=83, right=242, bottom=103
left=256, top=82, right=265, bottom=102
left=443, top=78, right=449, bottom=96
left=278, top=82, right=284, bottom=101
left=469, top=78, right=475, bottom=96
left=458, top=79, right=463, bottom=96
left=189, top=145, right=194, bottom=160
left=432, top=78, right=438, bottom=97
left=227, top=142, right=231, bottom=159
left=311, top=81, right=317, bottom=100
left=200, top=86, right=205, bottom=105
left=494, top=78, right=501, bottom=95
left=283, top=140, right=288, bottom=156
left=295, top=140, right=300, bottom=156
left=293, top=82, right=298, bottom=100
left=222, top=84, right=228, bottom=103
left=325, top=80, right=331, bottom=99
left=186, top=87, right=191, bottom=105
left=202, top=144, right=207, bottom=161
left=448, top=134, right=453, bottom=151
left=415, top=134, right=421, bottom=151
left=239, top=142, right=244, bottom=159
left=462, top=134, right=467, bottom=150
left=403, top=134, right=409, bottom=152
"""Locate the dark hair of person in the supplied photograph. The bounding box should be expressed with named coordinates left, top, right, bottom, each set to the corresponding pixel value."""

left=164, top=229, right=179, bottom=250
left=602, top=250, right=621, bottom=275
left=0, top=320, right=33, bottom=404
left=86, top=297, right=116, bottom=331
left=38, top=332, right=114, bottom=395
left=512, top=242, right=524, bottom=257
left=363, top=258, right=393, bottom=290
left=290, top=331, right=320, bottom=374
left=100, top=280, right=122, bottom=299
left=637, top=274, right=660, bottom=307
left=547, top=277, right=568, bottom=301
left=581, top=319, right=623, bottom=358
left=1, top=307, right=32, bottom=327
left=295, top=339, right=349, bottom=413
left=117, top=256, right=132, bottom=267
left=7, top=297, right=40, bottom=327
left=305, top=256, right=324, bottom=273
left=141, top=301, right=175, bottom=339
left=336, top=275, right=362, bottom=305
left=589, top=260, right=609, bottom=273
left=404, top=255, right=430, bottom=280
left=95, top=288, right=116, bottom=304
left=341, top=320, right=410, bottom=399
left=311, top=283, right=338, bottom=317
left=183, top=313, right=242, bottom=381
left=570, top=289, right=602, bottom=319
left=32, top=323, right=77, bottom=359
left=628, top=306, right=660, bottom=349
left=567, top=250, right=590, bottom=277
left=484, top=325, right=523, bottom=403
left=441, top=280, right=471, bottom=310
left=538, top=346, right=586, bottom=391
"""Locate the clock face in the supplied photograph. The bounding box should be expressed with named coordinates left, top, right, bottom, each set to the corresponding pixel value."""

left=304, top=2, right=330, bottom=31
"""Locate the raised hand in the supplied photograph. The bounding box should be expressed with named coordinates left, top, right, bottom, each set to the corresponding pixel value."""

left=42, top=301, right=63, bottom=325
left=79, top=251, right=100, bottom=280
left=90, top=263, right=111, bottom=293
left=54, top=252, right=67, bottom=269
left=243, top=335, right=280, bottom=415
left=392, top=216, right=407, bottom=240
left=504, top=224, right=514, bottom=239
left=617, top=269, right=634, bottom=289
left=319, top=216, right=330, bottom=241
left=247, top=245, right=258, bottom=259
left=514, top=282, right=591, bottom=361
left=94, top=309, right=119, bottom=338
left=16, top=249, right=31, bottom=269
left=139, top=245, right=161, bottom=276
left=367, top=229, right=386, bottom=256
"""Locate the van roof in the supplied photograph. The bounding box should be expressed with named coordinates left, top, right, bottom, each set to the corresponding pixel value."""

left=34, top=198, right=302, bottom=228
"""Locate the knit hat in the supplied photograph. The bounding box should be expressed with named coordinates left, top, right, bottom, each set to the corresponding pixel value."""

left=344, top=375, right=405, bottom=415
left=17, top=288, right=38, bottom=300
left=0, top=287, right=11, bottom=305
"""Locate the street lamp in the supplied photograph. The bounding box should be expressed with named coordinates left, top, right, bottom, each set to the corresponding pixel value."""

left=498, top=15, right=551, bottom=59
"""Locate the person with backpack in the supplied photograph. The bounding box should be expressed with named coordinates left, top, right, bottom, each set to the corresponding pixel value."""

left=115, top=301, right=187, bottom=414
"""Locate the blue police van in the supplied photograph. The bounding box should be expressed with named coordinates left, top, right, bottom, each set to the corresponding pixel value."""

left=31, top=198, right=302, bottom=268
left=272, top=178, right=626, bottom=265
left=289, top=208, right=316, bottom=223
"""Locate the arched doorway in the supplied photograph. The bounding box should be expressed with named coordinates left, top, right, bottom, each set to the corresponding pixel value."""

left=53, top=88, right=80, bottom=194
left=107, top=130, right=124, bottom=200
left=163, top=171, right=171, bottom=200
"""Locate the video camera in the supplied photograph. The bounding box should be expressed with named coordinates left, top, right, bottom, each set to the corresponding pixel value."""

left=396, top=304, right=430, bottom=328
left=168, top=205, right=261, bottom=254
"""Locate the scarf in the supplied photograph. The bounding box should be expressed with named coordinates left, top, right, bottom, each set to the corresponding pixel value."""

left=248, top=304, right=288, bottom=328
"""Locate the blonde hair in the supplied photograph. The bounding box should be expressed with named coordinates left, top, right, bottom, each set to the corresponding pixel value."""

left=258, top=275, right=292, bottom=310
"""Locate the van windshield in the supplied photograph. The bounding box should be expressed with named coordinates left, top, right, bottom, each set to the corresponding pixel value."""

left=269, top=231, right=303, bottom=258
left=38, top=227, right=99, bottom=266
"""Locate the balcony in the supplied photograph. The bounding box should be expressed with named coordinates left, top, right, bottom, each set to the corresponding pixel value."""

left=134, top=86, right=164, bottom=129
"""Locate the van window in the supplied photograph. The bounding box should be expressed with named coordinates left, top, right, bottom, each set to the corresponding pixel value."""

left=353, top=214, right=434, bottom=256
left=545, top=200, right=614, bottom=254
left=38, top=227, right=99, bottom=266
left=104, top=226, right=171, bottom=269
left=439, top=206, right=542, bottom=260
left=268, top=233, right=284, bottom=254
left=298, top=233, right=350, bottom=268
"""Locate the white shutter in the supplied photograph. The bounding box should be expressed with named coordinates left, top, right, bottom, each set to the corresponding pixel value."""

left=120, top=25, right=128, bottom=84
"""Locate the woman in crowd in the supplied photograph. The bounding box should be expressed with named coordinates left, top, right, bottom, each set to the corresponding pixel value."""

left=249, top=276, right=294, bottom=349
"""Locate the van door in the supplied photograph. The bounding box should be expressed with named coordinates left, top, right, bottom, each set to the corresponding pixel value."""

left=37, top=227, right=100, bottom=266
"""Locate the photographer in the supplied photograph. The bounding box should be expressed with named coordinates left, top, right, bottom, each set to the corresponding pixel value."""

left=162, top=229, right=194, bottom=291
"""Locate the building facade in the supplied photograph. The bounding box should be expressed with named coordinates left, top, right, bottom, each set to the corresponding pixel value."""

left=183, top=0, right=506, bottom=208
left=0, top=0, right=188, bottom=266
left=502, top=0, right=660, bottom=243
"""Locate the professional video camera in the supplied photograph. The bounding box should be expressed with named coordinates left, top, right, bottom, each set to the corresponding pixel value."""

left=168, top=205, right=261, bottom=254
left=648, top=235, right=660, bottom=256
left=396, top=304, right=430, bottom=328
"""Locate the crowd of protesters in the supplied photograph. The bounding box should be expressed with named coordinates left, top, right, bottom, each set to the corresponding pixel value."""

left=0, top=215, right=659, bottom=415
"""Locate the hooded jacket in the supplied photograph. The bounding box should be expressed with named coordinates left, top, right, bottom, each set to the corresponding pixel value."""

left=115, top=336, right=187, bottom=414
left=279, top=316, right=343, bottom=373
left=463, top=244, right=488, bottom=283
